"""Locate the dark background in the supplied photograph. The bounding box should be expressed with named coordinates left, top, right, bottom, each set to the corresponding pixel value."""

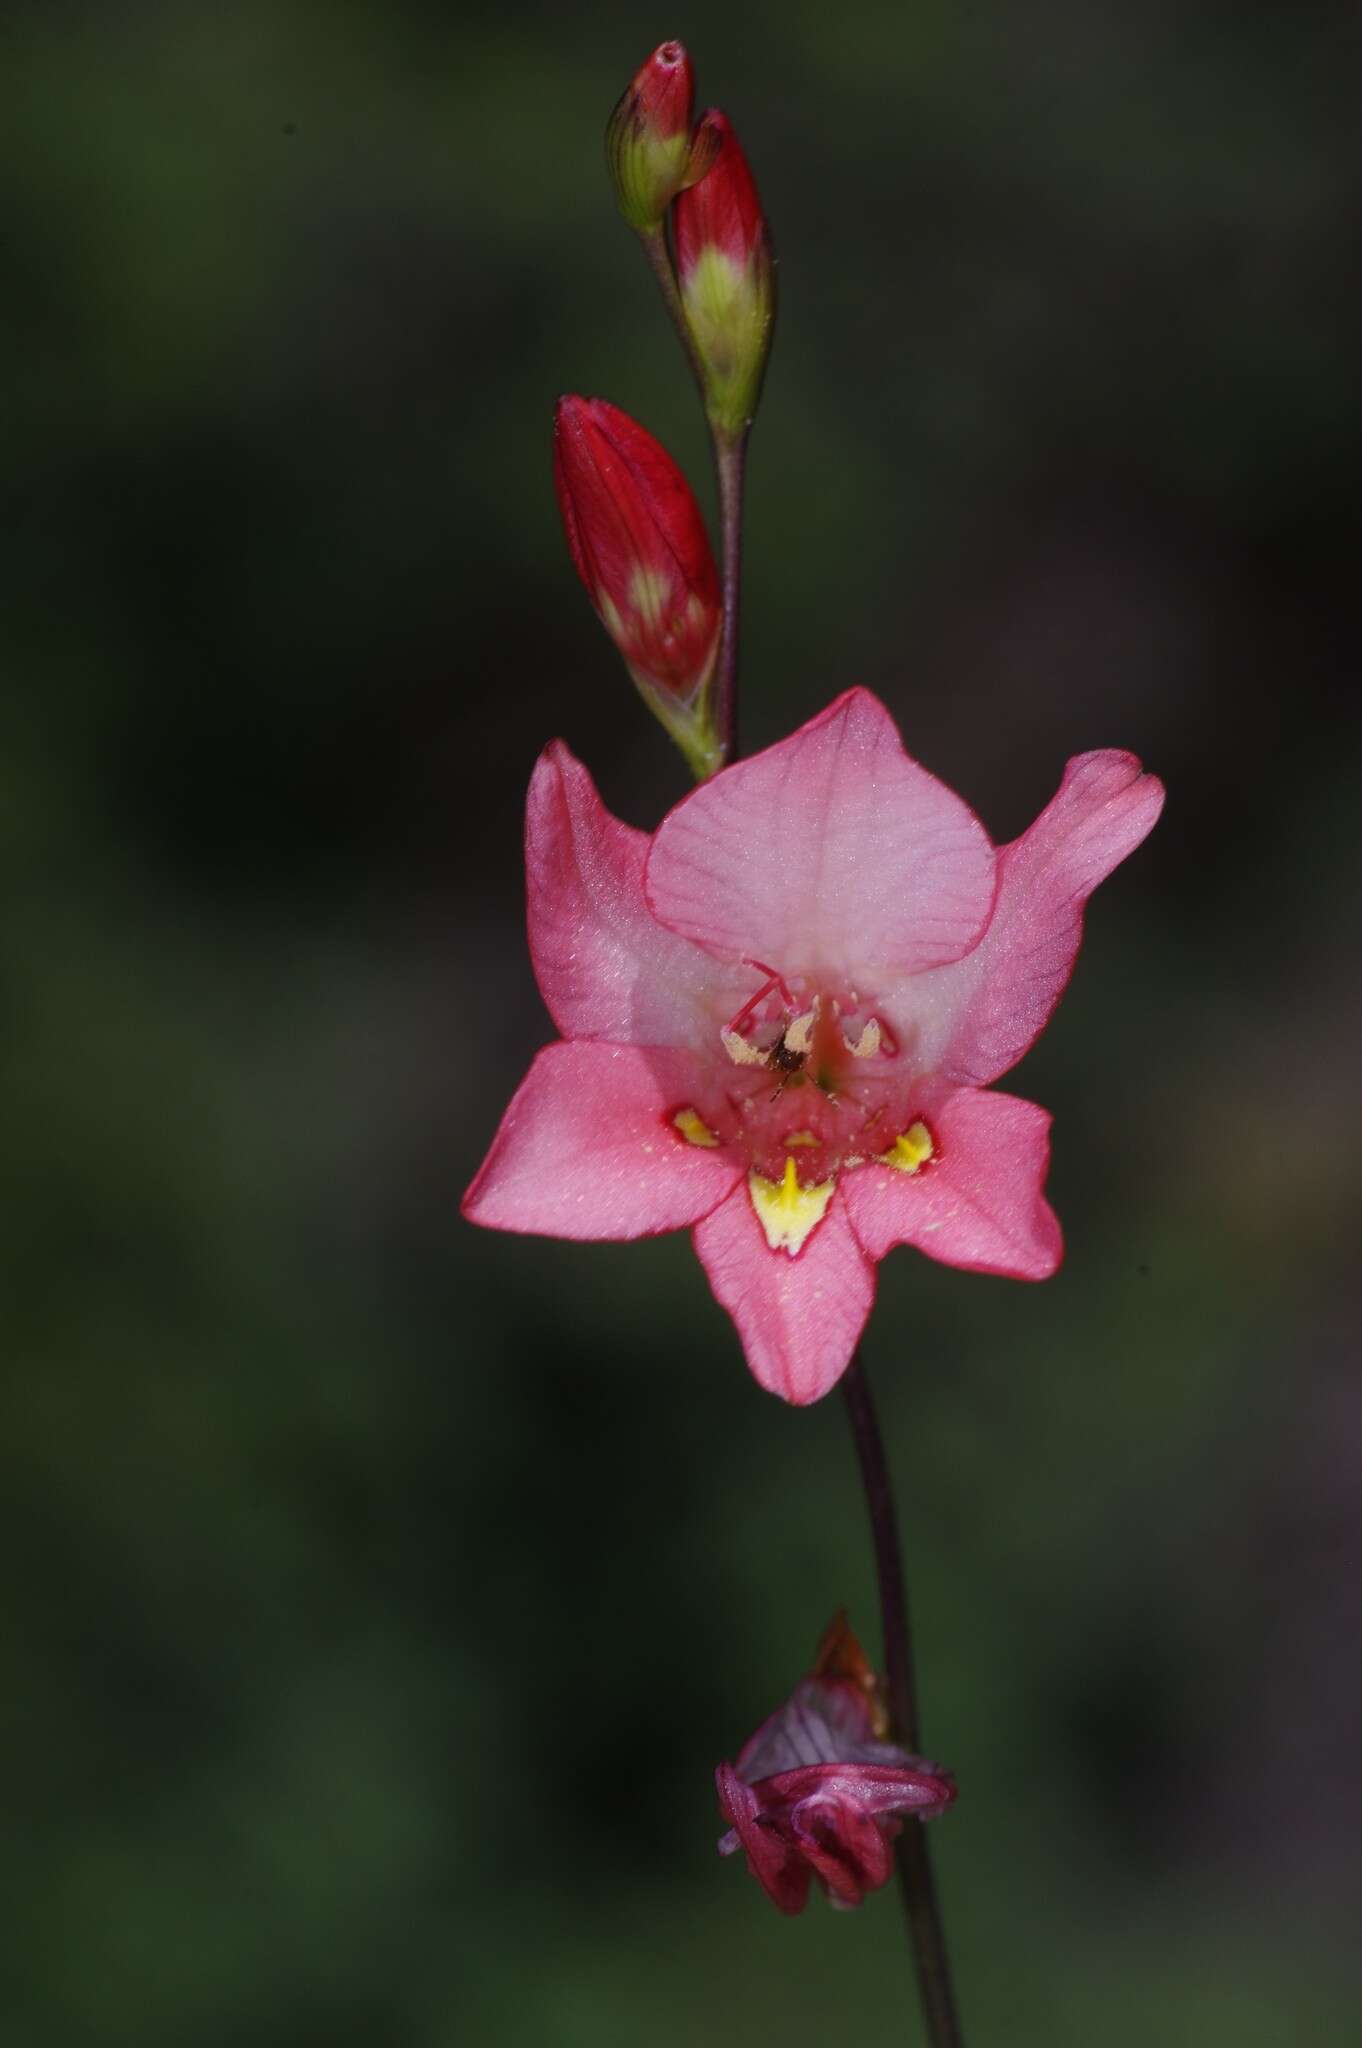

left=5, top=3, right=1361, bottom=2041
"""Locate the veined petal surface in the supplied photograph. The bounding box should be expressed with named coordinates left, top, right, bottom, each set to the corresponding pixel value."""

left=526, top=742, right=742, bottom=1050
left=905, top=750, right=1164, bottom=1085
left=693, top=1183, right=874, bottom=1404
left=645, top=690, right=996, bottom=983
left=842, top=1088, right=1061, bottom=1279
left=462, top=1042, right=740, bottom=1239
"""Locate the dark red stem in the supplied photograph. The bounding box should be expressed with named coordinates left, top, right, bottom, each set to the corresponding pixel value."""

left=841, top=1350, right=964, bottom=2048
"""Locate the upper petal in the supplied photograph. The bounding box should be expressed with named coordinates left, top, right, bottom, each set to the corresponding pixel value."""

left=905, top=750, right=1164, bottom=1086
left=526, top=741, right=742, bottom=1050
left=693, top=1181, right=875, bottom=1405
left=735, top=1679, right=918, bottom=1779
left=644, top=690, right=996, bottom=983
left=462, top=1041, right=741, bottom=1240
left=841, top=1088, right=1062, bottom=1279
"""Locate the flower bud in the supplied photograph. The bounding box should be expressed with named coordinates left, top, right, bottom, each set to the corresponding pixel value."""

left=553, top=395, right=723, bottom=770
left=673, top=110, right=774, bottom=439
left=606, top=40, right=716, bottom=233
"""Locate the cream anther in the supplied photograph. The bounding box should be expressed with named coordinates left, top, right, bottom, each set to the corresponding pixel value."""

left=722, top=1026, right=770, bottom=1068
left=843, top=1018, right=881, bottom=1059
left=783, top=1004, right=818, bottom=1056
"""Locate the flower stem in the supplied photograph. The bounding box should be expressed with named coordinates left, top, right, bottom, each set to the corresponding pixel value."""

left=636, top=223, right=747, bottom=770
left=841, top=1350, right=964, bottom=2048
left=712, top=428, right=747, bottom=763
left=638, top=224, right=708, bottom=398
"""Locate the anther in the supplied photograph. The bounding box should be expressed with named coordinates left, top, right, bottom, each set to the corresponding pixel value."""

left=843, top=1018, right=881, bottom=1059
left=722, top=1027, right=770, bottom=1068
left=783, top=1004, right=818, bottom=1056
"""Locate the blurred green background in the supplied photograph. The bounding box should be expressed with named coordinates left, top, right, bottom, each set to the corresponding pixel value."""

left=5, top=2, right=1360, bottom=2042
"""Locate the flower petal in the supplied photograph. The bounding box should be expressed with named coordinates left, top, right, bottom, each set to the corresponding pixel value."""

left=715, top=1764, right=811, bottom=1914
left=526, top=742, right=741, bottom=1049
left=842, top=1088, right=1062, bottom=1279
left=907, top=750, right=1165, bottom=1086
left=693, top=1182, right=874, bottom=1404
left=735, top=1678, right=899, bottom=1779
left=645, top=690, right=996, bottom=982
left=462, top=1042, right=741, bottom=1239
left=791, top=1794, right=894, bottom=1906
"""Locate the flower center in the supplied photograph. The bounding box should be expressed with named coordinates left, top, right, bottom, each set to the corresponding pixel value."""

left=668, top=963, right=937, bottom=1255
left=719, top=960, right=898, bottom=1095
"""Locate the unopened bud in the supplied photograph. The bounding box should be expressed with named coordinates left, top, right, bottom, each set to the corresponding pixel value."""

left=673, top=111, right=774, bottom=438
left=553, top=395, right=723, bottom=773
left=606, top=40, right=716, bottom=233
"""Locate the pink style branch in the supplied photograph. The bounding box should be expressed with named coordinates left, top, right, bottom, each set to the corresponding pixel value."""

left=462, top=39, right=1163, bottom=2048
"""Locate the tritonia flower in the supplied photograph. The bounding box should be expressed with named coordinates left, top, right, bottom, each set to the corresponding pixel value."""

left=716, top=1616, right=956, bottom=1914
left=463, top=690, right=1163, bottom=1404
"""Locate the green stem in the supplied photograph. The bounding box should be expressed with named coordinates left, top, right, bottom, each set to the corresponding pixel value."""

left=636, top=223, right=747, bottom=771
left=841, top=1350, right=964, bottom=2048
left=638, top=225, right=708, bottom=399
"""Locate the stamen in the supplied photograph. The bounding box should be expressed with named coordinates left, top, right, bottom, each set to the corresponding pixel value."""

left=721, top=1027, right=770, bottom=1068
left=783, top=1004, right=818, bottom=1056
left=843, top=1018, right=881, bottom=1059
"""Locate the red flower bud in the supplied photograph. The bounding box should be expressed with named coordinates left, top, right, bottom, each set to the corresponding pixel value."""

left=673, top=110, right=774, bottom=438
left=606, top=41, right=714, bottom=232
left=553, top=395, right=722, bottom=767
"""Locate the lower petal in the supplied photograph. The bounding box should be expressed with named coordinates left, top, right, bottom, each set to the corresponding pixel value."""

left=462, top=1042, right=741, bottom=1240
left=693, top=1183, right=875, bottom=1405
left=793, top=1796, right=894, bottom=1906
left=715, top=1765, right=811, bottom=1915
left=841, top=1088, right=1062, bottom=1280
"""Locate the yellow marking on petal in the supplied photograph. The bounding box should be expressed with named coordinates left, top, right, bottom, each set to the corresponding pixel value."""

left=722, top=1027, right=769, bottom=1067
left=844, top=1018, right=881, bottom=1059
left=748, top=1155, right=836, bottom=1257
left=784, top=1129, right=818, bottom=1148
left=878, top=1121, right=934, bottom=1174
left=673, top=1106, right=719, bottom=1148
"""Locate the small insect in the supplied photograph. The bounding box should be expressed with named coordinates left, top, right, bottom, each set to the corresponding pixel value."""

left=766, top=1043, right=806, bottom=1099
left=766, top=1007, right=817, bottom=1096
left=767, top=1033, right=808, bottom=1077
left=722, top=962, right=822, bottom=1097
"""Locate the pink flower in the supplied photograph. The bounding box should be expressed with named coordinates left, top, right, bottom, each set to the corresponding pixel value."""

left=463, top=690, right=1163, bottom=1404
left=717, top=1617, right=955, bottom=1914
